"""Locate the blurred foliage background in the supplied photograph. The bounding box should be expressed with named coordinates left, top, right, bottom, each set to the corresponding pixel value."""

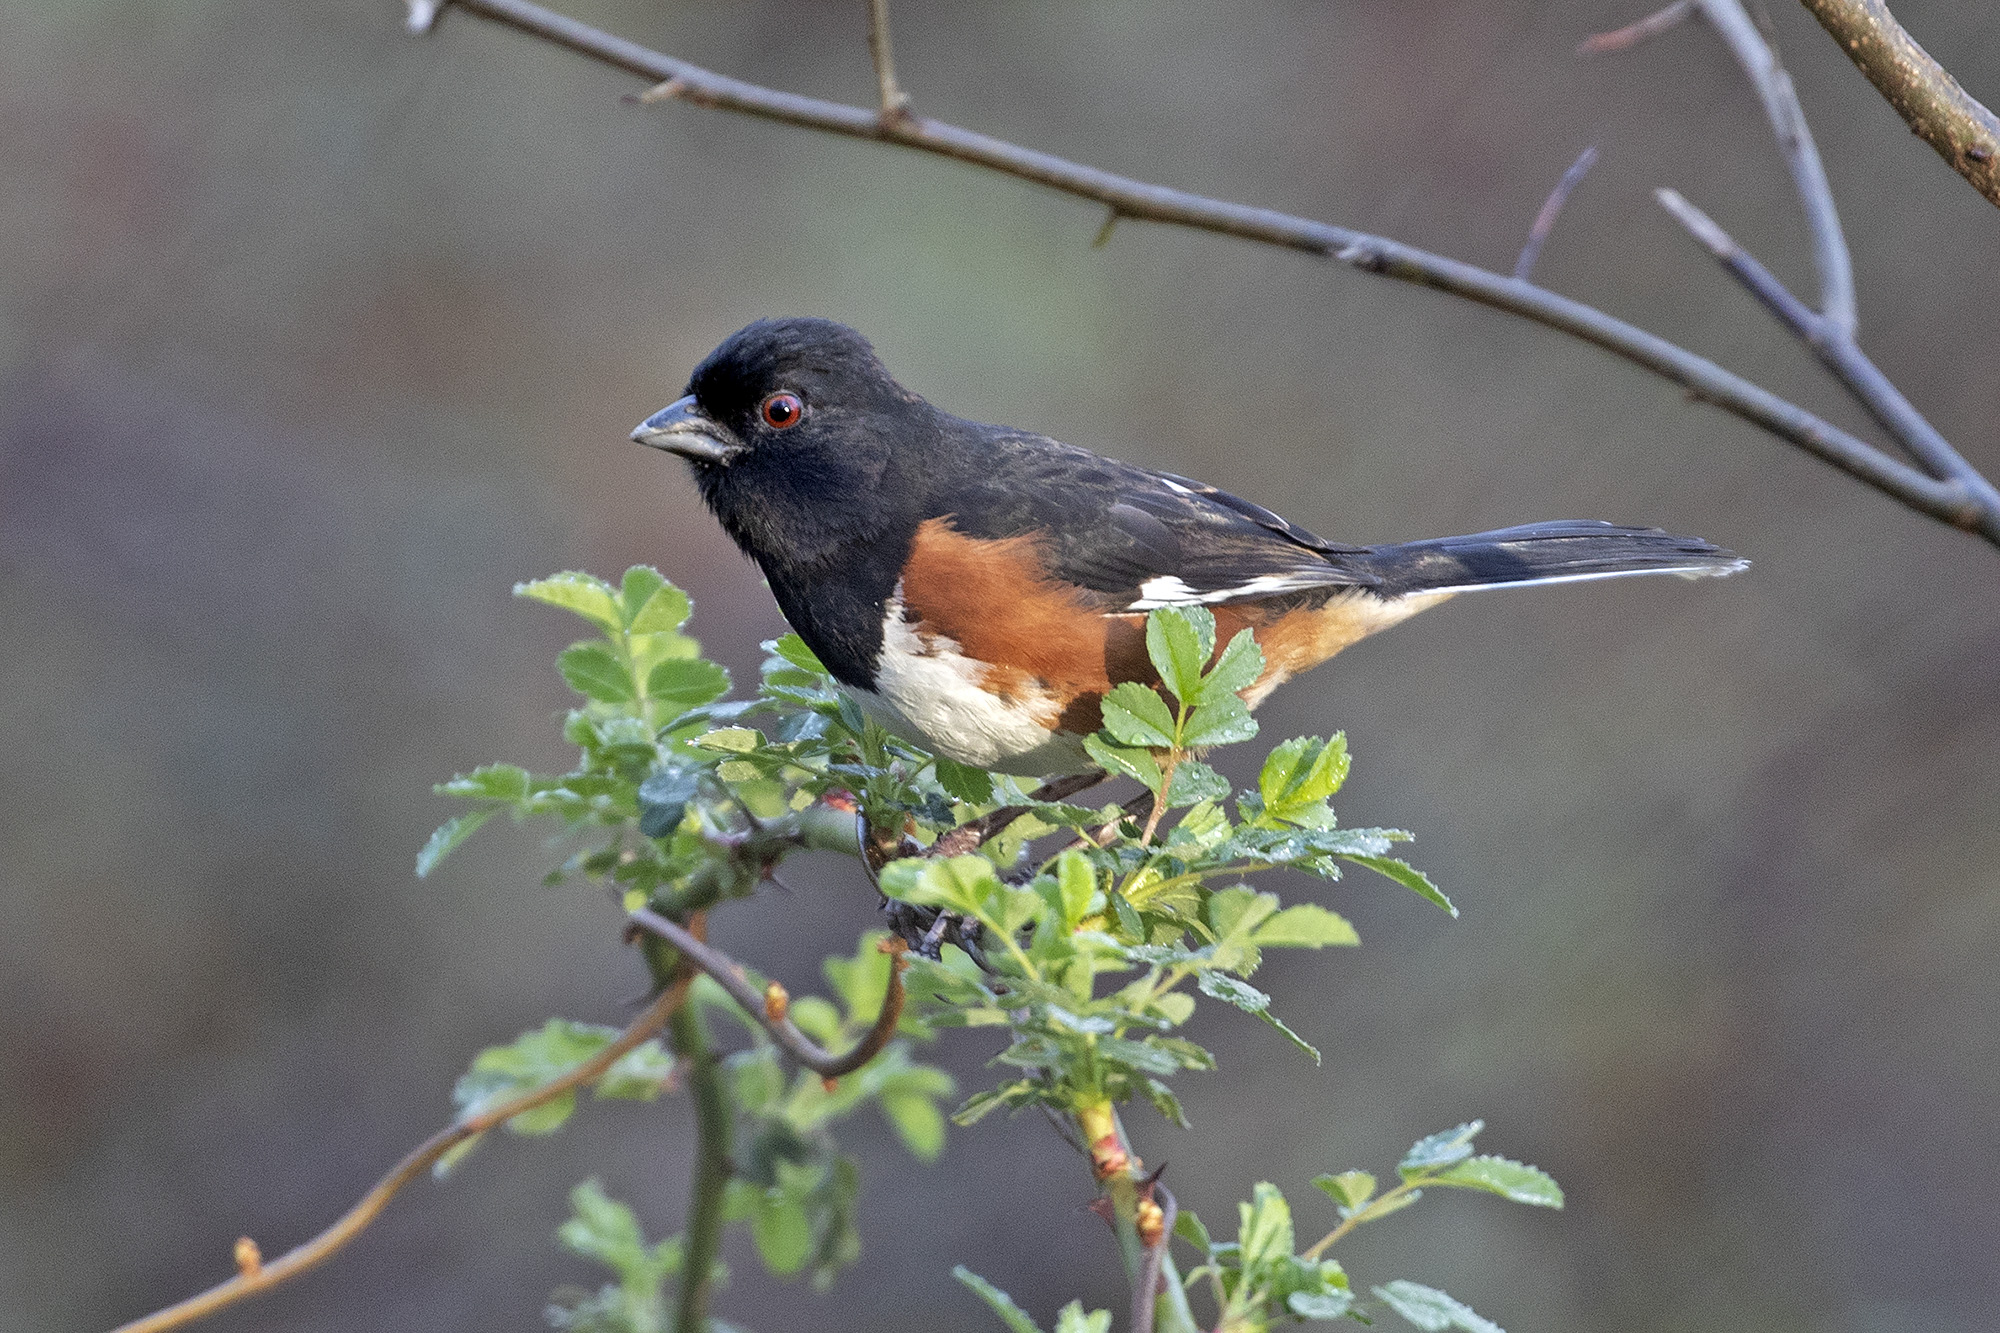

left=3, top=2, right=1996, bottom=1331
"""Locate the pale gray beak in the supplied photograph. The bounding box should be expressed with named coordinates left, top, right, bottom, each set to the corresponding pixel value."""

left=631, top=395, right=745, bottom=465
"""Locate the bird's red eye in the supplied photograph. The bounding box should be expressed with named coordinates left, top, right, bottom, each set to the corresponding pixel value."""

left=760, top=392, right=804, bottom=430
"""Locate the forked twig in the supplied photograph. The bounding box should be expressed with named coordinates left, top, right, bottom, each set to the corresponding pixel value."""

left=407, top=0, right=1999, bottom=546
left=109, top=961, right=699, bottom=1333
left=865, top=0, right=913, bottom=122
left=627, top=906, right=908, bottom=1079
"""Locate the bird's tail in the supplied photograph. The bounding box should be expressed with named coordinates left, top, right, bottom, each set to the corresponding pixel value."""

left=1360, top=520, right=1745, bottom=598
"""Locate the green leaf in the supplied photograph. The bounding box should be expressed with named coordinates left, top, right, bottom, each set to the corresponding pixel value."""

left=645, top=658, right=729, bottom=711
left=637, top=765, right=701, bottom=838
left=559, top=642, right=637, bottom=704
left=752, top=1193, right=813, bottom=1274
left=438, top=762, right=531, bottom=803
left=1053, top=1302, right=1113, bottom=1333
left=451, top=1020, right=631, bottom=1133
left=1197, top=971, right=1321, bottom=1062
left=1196, top=628, right=1264, bottom=704
left=1371, top=1281, right=1505, bottom=1333
left=1144, top=1076, right=1191, bottom=1129
left=1053, top=851, right=1097, bottom=928
left=1290, top=1289, right=1357, bottom=1321
left=558, top=1178, right=680, bottom=1288
left=1432, top=1155, right=1563, bottom=1208
left=1175, top=1207, right=1212, bottom=1253
left=1401, top=1121, right=1484, bottom=1176
left=880, top=1090, right=948, bottom=1161
left=1237, top=1181, right=1295, bottom=1270
left=1344, top=853, right=1455, bottom=917
left=1258, top=734, right=1350, bottom=819
left=415, top=808, right=495, bottom=877
left=516, top=571, right=623, bottom=632
left=1179, top=696, right=1258, bottom=747
left=1166, top=759, right=1231, bottom=806
left=765, top=633, right=828, bottom=674
left=595, top=1043, right=675, bottom=1102
left=1253, top=904, right=1360, bottom=949
left=953, top=1267, right=1045, bottom=1333
left=1312, top=1170, right=1376, bottom=1213
left=1147, top=605, right=1216, bottom=702
left=623, top=569, right=691, bottom=634
left=1100, top=682, right=1177, bottom=748
left=934, top=757, right=996, bottom=804
left=1082, top=733, right=1162, bottom=793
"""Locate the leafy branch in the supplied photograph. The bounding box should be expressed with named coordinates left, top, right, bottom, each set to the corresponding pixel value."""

left=406, top=0, right=1999, bottom=546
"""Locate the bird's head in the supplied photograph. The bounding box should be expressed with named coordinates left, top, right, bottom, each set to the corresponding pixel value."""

left=633, top=318, right=934, bottom=563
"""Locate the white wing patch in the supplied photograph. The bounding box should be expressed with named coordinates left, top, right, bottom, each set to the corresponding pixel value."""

left=1126, top=569, right=1346, bottom=610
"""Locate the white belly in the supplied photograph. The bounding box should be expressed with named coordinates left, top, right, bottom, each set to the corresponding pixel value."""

left=849, top=593, right=1091, bottom=776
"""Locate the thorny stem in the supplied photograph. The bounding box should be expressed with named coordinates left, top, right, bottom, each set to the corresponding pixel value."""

left=108, top=963, right=697, bottom=1333
left=670, top=1001, right=733, bottom=1333
left=408, top=0, right=2000, bottom=548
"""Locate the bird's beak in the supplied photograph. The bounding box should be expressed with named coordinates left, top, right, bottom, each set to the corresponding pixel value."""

left=631, top=396, right=745, bottom=465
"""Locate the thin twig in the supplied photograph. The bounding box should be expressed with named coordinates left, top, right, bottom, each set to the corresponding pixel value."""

left=1799, top=0, right=2000, bottom=210
left=1693, top=0, right=1857, bottom=335
left=627, top=906, right=907, bottom=1078
left=109, top=963, right=698, bottom=1333
left=1513, top=145, right=1600, bottom=281
left=407, top=0, right=1999, bottom=545
left=1654, top=189, right=1999, bottom=528
left=865, top=0, right=912, bottom=123
left=1578, top=0, right=1697, bottom=55
left=929, top=770, right=1107, bottom=857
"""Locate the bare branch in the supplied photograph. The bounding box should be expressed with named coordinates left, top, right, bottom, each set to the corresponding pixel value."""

left=1579, top=1, right=1697, bottom=56
left=1514, top=145, right=1600, bottom=281
left=627, top=906, right=908, bottom=1079
left=109, top=963, right=697, bottom=1333
left=1655, top=189, right=2000, bottom=535
left=411, top=0, right=1999, bottom=546
left=1800, top=0, right=2000, bottom=209
left=865, top=0, right=913, bottom=123
left=1694, top=0, right=1858, bottom=335
left=929, top=770, right=1107, bottom=857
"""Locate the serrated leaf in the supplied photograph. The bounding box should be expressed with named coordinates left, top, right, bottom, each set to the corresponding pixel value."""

left=1180, top=696, right=1258, bottom=747
left=1253, top=903, right=1360, bottom=949
left=1053, top=850, right=1096, bottom=928
left=1101, top=682, right=1178, bottom=748
left=1082, top=733, right=1163, bottom=793
left=559, top=642, right=637, bottom=704
left=1433, top=1155, right=1563, bottom=1208
left=1052, top=1302, right=1113, bottom=1333
left=415, top=808, right=495, bottom=877
left=1258, top=734, right=1350, bottom=821
left=1313, top=1170, right=1377, bottom=1213
left=594, top=1042, right=675, bottom=1101
left=953, top=1266, right=1045, bottom=1333
left=438, top=763, right=531, bottom=803
left=934, top=757, right=996, bottom=804
left=1144, top=1076, right=1190, bottom=1129
left=645, top=658, right=729, bottom=711
left=1166, top=759, right=1231, bottom=806
left=1290, top=1289, right=1356, bottom=1320
left=1196, top=627, right=1264, bottom=704
left=635, top=764, right=701, bottom=838
left=516, top=571, right=623, bottom=632
left=1147, top=605, right=1216, bottom=703
left=451, top=1020, right=634, bottom=1134
left=765, top=633, right=828, bottom=673
left=1175, top=1206, right=1212, bottom=1253
left=624, top=571, right=691, bottom=634
left=1401, top=1121, right=1484, bottom=1175
left=1344, top=853, right=1455, bottom=917
left=1237, top=1181, right=1294, bottom=1270
left=1372, top=1281, right=1504, bottom=1333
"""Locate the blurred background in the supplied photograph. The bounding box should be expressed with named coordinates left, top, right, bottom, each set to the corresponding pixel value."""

left=4, top=2, right=1997, bottom=1330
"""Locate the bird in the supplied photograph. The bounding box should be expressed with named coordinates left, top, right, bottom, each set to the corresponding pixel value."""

left=633, top=318, right=1744, bottom=777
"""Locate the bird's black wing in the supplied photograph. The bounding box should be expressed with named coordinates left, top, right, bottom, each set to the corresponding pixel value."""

left=937, top=430, right=1377, bottom=610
